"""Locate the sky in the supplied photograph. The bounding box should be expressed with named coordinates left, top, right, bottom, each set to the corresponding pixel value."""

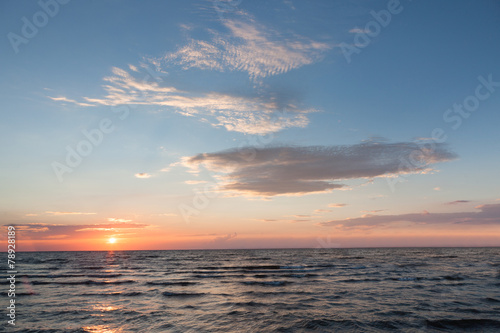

left=1, top=0, right=500, bottom=251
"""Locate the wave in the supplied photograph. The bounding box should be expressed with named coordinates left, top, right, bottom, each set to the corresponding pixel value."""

left=442, top=274, right=466, bottom=281
left=197, top=265, right=282, bottom=270
left=146, top=281, right=197, bottom=286
left=295, top=318, right=360, bottom=330
left=21, top=273, right=123, bottom=279
left=191, top=274, right=221, bottom=279
left=338, top=278, right=382, bottom=283
left=86, top=273, right=124, bottom=278
left=20, top=274, right=86, bottom=278
left=162, top=291, right=206, bottom=297
left=42, top=258, right=70, bottom=263
left=429, top=255, right=459, bottom=259
left=31, top=279, right=136, bottom=285
left=243, top=290, right=313, bottom=296
left=82, top=291, right=143, bottom=297
left=7, top=291, right=38, bottom=296
left=241, top=281, right=291, bottom=286
left=395, top=262, right=429, bottom=268
left=485, top=297, right=500, bottom=303
left=426, top=319, right=500, bottom=330
left=337, top=256, right=365, bottom=260
left=391, top=277, right=423, bottom=281
left=231, top=301, right=266, bottom=307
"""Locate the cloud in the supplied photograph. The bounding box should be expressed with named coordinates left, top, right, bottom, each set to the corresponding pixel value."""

left=434, top=187, right=441, bottom=191
left=135, top=173, right=152, bottom=179
left=181, top=141, right=457, bottom=197
left=319, top=203, right=500, bottom=228
left=446, top=200, right=471, bottom=205
left=22, top=212, right=95, bottom=219
left=7, top=222, right=149, bottom=240
left=349, top=28, right=370, bottom=34
left=45, top=211, right=96, bottom=216
left=52, top=66, right=314, bottom=135
left=161, top=17, right=330, bottom=81
left=361, top=209, right=386, bottom=214
left=315, top=209, right=332, bottom=213
left=48, top=96, right=94, bottom=107
left=328, top=203, right=347, bottom=208
left=49, top=15, right=328, bottom=135
left=185, top=180, right=208, bottom=185
left=107, top=218, right=132, bottom=222
left=212, top=232, right=237, bottom=243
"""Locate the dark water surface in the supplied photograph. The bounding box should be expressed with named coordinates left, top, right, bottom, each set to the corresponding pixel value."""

left=4, top=248, right=500, bottom=332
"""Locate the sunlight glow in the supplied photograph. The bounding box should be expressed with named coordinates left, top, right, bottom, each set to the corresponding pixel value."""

left=107, top=237, right=117, bottom=244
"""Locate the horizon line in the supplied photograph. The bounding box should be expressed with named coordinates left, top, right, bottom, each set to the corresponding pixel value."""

left=7, top=245, right=500, bottom=253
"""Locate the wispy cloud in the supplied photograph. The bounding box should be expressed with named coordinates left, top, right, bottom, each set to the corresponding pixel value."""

left=51, top=66, right=314, bottom=135
left=48, top=96, right=94, bottom=107
left=211, top=232, right=237, bottom=243
left=49, top=14, right=328, bottom=135
left=446, top=200, right=471, bottom=205
left=181, top=141, right=457, bottom=197
left=349, top=28, right=370, bottom=34
left=45, top=211, right=96, bottom=216
left=328, top=203, right=347, bottom=208
left=107, top=218, right=133, bottom=222
left=185, top=180, right=208, bottom=185
left=8, top=222, right=149, bottom=239
left=319, top=203, right=500, bottom=228
left=160, top=16, right=330, bottom=81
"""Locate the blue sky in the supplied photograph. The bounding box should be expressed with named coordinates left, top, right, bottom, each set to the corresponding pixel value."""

left=1, top=0, right=500, bottom=250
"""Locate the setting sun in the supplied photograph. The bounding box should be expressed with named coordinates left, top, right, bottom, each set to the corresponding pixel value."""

left=107, top=237, right=117, bottom=244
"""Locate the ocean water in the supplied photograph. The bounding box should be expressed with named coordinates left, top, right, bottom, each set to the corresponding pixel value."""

left=4, top=248, right=500, bottom=332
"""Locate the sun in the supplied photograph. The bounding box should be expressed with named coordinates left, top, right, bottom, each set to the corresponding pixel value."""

left=107, top=237, right=117, bottom=244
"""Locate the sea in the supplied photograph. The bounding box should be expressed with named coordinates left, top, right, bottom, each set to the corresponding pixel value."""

left=4, top=247, right=500, bottom=332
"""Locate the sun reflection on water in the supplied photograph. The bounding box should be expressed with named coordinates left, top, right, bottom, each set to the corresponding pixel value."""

left=81, top=325, right=118, bottom=333
left=92, top=305, right=121, bottom=312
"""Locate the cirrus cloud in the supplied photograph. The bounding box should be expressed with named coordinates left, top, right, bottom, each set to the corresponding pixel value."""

left=48, top=14, right=328, bottom=135
left=50, top=66, right=315, bottom=135
left=158, top=16, right=331, bottom=81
